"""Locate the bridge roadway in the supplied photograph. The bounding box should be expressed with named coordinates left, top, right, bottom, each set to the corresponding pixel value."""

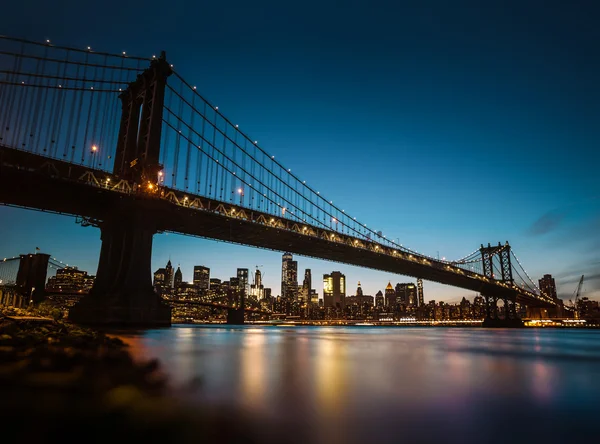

left=0, top=145, right=553, bottom=308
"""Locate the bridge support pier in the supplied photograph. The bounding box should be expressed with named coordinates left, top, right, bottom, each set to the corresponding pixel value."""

left=69, top=206, right=171, bottom=327
left=226, top=289, right=245, bottom=325
left=482, top=295, right=523, bottom=328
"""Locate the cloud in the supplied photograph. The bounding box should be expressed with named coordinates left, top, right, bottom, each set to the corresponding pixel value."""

left=527, top=211, right=564, bottom=236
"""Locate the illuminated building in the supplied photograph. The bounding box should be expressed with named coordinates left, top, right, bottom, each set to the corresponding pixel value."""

left=250, top=269, right=264, bottom=299
left=237, top=268, right=249, bottom=295
left=385, top=282, right=396, bottom=307
left=417, top=278, right=424, bottom=306
left=193, top=266, right=210, bottom=290
left=375, top=290, right=384, bottom=308
left=46, top=266, right=94, bottom=294
left=396, top=283, right=417, bottom=306
left=281, top=253, right=298, bottom=300
left=323, top=271, right=345, bottom=308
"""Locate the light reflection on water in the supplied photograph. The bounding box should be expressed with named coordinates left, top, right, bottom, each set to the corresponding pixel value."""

left=118, top=327, right=600, bottom=443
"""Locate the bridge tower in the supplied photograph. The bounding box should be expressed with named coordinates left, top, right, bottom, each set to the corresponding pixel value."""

left=113, top=52, right=172, bottom=185
left=16, top=253, right=51, bottom=304
left=69, top=55, right=173, bottom=327
left=480, top=242, right=521, bottom=327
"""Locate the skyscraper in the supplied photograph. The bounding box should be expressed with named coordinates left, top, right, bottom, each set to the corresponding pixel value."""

left=165, top=260, right=174, bottom=289
left=539, top=274, right=558, bottom=300
left=396, top=283, right=417, bottom=306
left=417, top=278, right=424, bottom=307
left=323, top=271, right=346, bottom=308
left=193, top=266, right=210, bottom=290
left=375, top=290, right=384, bottom=308
left=300, top=268, right=312, bottom=302
left=153, top=260, right=174, bottom=295
left=385, top=282, right=396, bottom=307
left=174, top=266, right=183, bottom=290
left=303, top=269, right=312, bottom=294
left=237, top=268, right=249, bottom=295
left=250, top=268, right=264, bottom=299
left=281, top=253, right=298, bottom=299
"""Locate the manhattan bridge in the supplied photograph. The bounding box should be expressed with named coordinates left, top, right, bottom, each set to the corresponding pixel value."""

left=0, top=36, right=558, bottom=326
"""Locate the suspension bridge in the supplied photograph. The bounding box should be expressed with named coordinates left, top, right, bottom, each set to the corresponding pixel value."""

left=0, top=36, right=558, bottom=326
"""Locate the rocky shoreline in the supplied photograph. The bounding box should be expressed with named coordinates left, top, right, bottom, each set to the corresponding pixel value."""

left=0, top=307, right=261, bottom=443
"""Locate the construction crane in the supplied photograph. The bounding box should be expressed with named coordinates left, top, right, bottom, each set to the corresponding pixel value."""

left=570, top=275, right=584, bottom=319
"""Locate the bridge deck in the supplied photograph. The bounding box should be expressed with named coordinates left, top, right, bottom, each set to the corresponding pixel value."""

left=0, top=145, right=554, bottom=307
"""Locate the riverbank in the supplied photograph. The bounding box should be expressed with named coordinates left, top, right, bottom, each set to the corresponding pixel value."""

left=0, top=307, right=262, bottom=443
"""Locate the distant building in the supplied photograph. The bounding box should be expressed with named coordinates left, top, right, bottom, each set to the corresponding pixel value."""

left=310, top=289, right=319, bottom=304
left=165, top=260, right=174, bottom=289
left=396, top=283, right=417, bottom=307
left=539, top=274, right=558, bottom=300
left=193, top=266, right=210, bottom=290
left=237, top=268, right=249, bottom=295
left=250, top=269, right=264, bottom=299
left=417, top=278, right=424, bottom=307
left=263, top=288, right=272, bottom=300
left=46, top=266, right=94, bottom=294
left=153, top=260, right=174, bottom=295
left=323, top=271, right=346, bottom=308
left=174, top=266, right=183, bottom=290
left=209, top=278, right=222, bottom=287
left=386, top=282, right=396, bottom=307
left=356, top=282, right=363, bottom=297
left=346, top=283, right=374, bottom=307
left=375, top=290, right=384, bottom=308
left=281, top=253, right=298, bottom=300
left=301, top=269, right=313, bottom=301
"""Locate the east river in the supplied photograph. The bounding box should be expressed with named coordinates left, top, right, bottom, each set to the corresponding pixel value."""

left=117, top=326, right=600, bottom=444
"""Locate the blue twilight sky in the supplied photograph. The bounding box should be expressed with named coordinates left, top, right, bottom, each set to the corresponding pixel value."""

left=1, top=0, right=599, bottom=302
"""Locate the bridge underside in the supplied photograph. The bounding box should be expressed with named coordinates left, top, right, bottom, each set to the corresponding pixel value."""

left=0, top=146, right=551, bottom=325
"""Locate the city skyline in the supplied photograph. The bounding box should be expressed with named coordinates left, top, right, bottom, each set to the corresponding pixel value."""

left=1, top=1, right=598, bottom=303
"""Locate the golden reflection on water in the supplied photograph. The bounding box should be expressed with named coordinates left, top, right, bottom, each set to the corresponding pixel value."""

left=315, top=334, right=347, bottom=416
left=112, top=326, right=600, bottom=444
left=240, top=329, right=268, bottom=410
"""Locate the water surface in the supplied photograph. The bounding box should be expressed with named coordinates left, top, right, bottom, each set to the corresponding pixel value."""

left=118, top=326, right=600, bottom=443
